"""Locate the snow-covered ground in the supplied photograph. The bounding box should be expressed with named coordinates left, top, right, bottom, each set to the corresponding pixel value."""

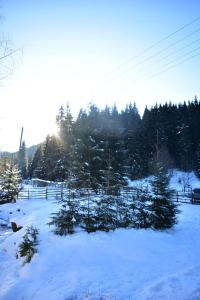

left=0, top=171, right=200, bottom=300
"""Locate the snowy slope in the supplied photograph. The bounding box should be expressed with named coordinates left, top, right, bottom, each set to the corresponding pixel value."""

left=0, top=172, right=200, bottom=300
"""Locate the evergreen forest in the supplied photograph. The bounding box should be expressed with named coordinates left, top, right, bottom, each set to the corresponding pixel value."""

left=22, top=97, right=200, bottom=188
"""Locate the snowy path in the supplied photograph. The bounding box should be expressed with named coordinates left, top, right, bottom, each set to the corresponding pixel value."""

left=0, top=197, right=200, bottom=299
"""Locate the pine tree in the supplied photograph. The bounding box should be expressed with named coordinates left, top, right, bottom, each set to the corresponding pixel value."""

left=17, top=226, right=39, bottom=264
left=70, top=108, right=103, bottom=190
left=49, top=196, right=79, bottom=235
left=0, top=162, right=21, bottom=203
left=18, top=141, right=28, bottom=179
left=41, top=135, right=67, bottom=181
left=150, top=150, right=179, bottom=229
left=150, top=160, right=172, bottom=198
left=195, top=143, right=200, bottom=178
left=131, top=192, right=152, bottom=229
left=102, top=146, right=127, bottom=195
left=150, top=144, right=172, bottom=198
left=80, top=193, right=97, bottom=233
left=30, top=144, right=45, bottom=179
left=95, top=195, right=117, bottom=232
left=150, top=197, right=179, bottom=229
left=56, top=104, right=74, bottom=178
left=116, top=196, right=132, bottom=228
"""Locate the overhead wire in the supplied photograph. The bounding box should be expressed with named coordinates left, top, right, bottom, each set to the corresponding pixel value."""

left=114, top=27, right=200, bottom=78
left=108, top=16, right=200, bottom=76
left=131, top=46, right=200, bottom=84
left=147, top=50, right=200, bottom=80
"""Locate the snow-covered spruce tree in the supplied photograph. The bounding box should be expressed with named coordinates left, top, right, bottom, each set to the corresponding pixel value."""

left=69, top=134, right=92, bottom=190
left=80, top=193, right=97, bottom=233
left=17, top=226, right=39, bottom=264
left=131, top=191, right=152, bottom=229
left=101, top=146, right=127, bottom=196
left=0, top=162, right=21, bottom=204
left=95, top=195, right=117, bottom=232
left=30, top=144, right=45, bottom=179
left=116, top=195, right=132, bottom=228
left=150, top=197, right=179, bottom=229
left=69, top=118, right=103, bottom=191
left=149, top=154, right=179, bottom=229
left=18, top=140, right=28, bottom=179
left=49, top=196, right=79, bottom=235
left=56, top=104, right=74, bottom=180
left=150, top=156, right=172, bottom=198
left=40, top=135, right=68, bottom=181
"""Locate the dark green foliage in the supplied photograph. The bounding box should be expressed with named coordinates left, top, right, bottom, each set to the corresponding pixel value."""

left=116, top=196, right=133, bottom=228
left=0, top=163, right=21, bottom=204
left=49, top=198, right=79, bottom=235
left=29, top=144, right=44, bottom=179
left=29, top=98, right=200, bottom=190
left=95, top=196, right=117, bottom=232
left=150, top=161, right=172, bottom=198
left=148, top=157, right=179, bottom=229
left=17, top=226, right=39, bottom=264
left=195, top=143, right=200, bottom=178
left=131, top=193, right=152, bottom=229
left=150, top=197, right=179, bottom=229
left=30, top=136, right=67, bottom=181
left=18, top=141, right=28, bottom=179
left=80, top=194, right=97, bottom=233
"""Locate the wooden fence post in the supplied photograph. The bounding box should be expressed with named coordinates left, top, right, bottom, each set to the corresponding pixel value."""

left=46, top=187, right=48, bottom=200
left=28, top=189, right=29, bottom=200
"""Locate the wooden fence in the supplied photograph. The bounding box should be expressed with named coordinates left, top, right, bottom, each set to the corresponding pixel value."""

left=17, top=186, right=193, bottom=204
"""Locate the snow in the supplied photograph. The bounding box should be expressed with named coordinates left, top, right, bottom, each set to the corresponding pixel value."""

left=127, top=169, right=200, bottom=192
left=0, top=171, right=200, bottom=299
left=169, top=170, right=200, bottom=190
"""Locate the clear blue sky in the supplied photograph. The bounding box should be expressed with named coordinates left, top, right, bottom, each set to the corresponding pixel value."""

left=0, top=0, right=200, bottom=151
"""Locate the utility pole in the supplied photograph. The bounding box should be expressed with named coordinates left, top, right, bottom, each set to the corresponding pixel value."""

left=18, top=126, right=24, bottom=167
left=19, top=127, right=23, bottom=151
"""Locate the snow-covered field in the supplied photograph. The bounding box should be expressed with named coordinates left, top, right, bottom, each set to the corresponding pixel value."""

left=0, top=171, right=200, bottom=300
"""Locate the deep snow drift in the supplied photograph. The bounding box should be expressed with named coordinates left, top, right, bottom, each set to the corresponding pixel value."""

left=0, top=170, right=200, bottom=300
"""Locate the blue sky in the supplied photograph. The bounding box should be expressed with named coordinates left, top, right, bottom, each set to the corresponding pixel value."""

left=0, top=0, right=200, bottom=151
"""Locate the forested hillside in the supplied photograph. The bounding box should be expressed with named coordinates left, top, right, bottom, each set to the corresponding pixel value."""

left=26, top=97, right=200, bottom=185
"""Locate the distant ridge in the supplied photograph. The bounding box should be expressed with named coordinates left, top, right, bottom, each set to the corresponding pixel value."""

left=0, top=144, right=39, bottom=159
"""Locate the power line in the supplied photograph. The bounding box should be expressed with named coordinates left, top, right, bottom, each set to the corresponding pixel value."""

left=153, top=45, right=200, bottom=71
left=111, top=27, right=200, bottom=79
left=108, top=16, right=200, bottom=75
left=132, top=46, right=200, bottom=84
left=149, top=51, right=200, bottom=80
left=150, top=37, right=200, bottom=67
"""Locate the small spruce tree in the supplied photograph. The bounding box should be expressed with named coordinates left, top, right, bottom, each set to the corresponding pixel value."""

left=150, top=197, right=179, bottom=229
left=150, top=160, right=171, bottom=198
left=150, top=155, right=179, bottom=229
left=95, top=195, right=117, bottom=232
left=116, top=196, right=132, bottom=228
left=49, top=198, right=79, bottom=235
left=0, top=162, right=21, bottom=204
left=80, top=192, right=97, bottom=233
left=17, top=226, right=39, bottom=264
left=131, top=192, right=152, bottom=229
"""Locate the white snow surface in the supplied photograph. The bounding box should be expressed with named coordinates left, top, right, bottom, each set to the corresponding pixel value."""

left=0, top=171, right=200, bottom=299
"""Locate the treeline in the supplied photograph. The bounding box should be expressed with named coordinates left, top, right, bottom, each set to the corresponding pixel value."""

left=22, top=97, right=200, bottom=187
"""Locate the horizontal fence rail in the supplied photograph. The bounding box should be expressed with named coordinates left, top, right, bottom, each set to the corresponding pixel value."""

left=16, top=185, right=197, bottom=204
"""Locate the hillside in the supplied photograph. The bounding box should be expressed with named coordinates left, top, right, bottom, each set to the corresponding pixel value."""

left=0, top=144, right=38, bottom=160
